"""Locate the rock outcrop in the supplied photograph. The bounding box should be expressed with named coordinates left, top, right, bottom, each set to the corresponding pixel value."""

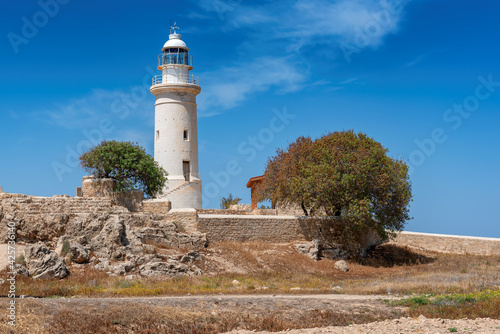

left=55, top=236, right=89, bottom=264
left=295, top=239, right=349, bottom=261
left=0, top=193, right=207, bottom=278
left=24, top=242, right=69, bottom=279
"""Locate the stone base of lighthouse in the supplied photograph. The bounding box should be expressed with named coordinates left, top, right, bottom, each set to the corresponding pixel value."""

left=160, top=178, right=202, bottom=209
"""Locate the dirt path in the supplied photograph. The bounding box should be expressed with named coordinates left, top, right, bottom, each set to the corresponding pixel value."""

left=228, top=317, right=500, bottom=333
left=9, top=293, right=400, bottom=312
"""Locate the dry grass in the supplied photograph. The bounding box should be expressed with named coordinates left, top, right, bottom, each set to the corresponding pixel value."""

left=0, top=298, right=398, bottom=334
left=1, top=243, right=499, bottom=298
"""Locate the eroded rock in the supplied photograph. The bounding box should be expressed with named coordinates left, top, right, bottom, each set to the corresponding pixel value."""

left=24, top=242, right=69, bottom=279
left=55, top=236, right=89, bottom=264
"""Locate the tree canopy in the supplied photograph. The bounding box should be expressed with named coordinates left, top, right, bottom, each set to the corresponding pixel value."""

left=255, top=130, right=412, bottom=244
left=79, top=140, right=168, bottom=198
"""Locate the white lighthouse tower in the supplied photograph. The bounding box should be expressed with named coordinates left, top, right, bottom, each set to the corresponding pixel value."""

left=150, top=24, right=202, bottom=209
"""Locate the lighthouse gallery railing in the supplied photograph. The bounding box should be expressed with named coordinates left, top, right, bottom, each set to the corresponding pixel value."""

left=152, top=74, right=199, bottom=86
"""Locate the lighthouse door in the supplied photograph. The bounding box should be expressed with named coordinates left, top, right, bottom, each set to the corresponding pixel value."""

left=183, top=161, right=190, bottom=182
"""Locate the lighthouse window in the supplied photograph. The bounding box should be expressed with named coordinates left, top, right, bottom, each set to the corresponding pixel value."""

left=156, top=130, right=160, bottom=142
left=183, top=130, right=188, bottom=140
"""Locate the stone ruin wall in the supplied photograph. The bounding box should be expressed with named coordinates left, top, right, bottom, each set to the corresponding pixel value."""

left=0, top=192, right=206, bottom=250
left=389, top=231, right=500, bottom=256
left=196, top=214, right=379, bottom=250
left=1, top=179, right=499, bottom=256
left=196, top=208, right=277, bottom=216
left=143, top=200, right=172, bottom=215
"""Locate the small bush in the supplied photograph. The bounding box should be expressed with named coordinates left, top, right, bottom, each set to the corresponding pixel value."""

left=15, top=254, right=26, bottom=266
left=61, top=240, right=71, bottom=257
left=406, top=296, right=431, bottom=306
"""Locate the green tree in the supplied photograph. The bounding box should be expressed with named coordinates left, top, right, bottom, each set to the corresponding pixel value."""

left=220, top=193, right=242, bottom=209
left=79, top=140, right=168, bottom=198
left=256, top=130, right=412, bottom=245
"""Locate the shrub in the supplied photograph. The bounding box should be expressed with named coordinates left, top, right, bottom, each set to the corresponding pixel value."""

left=79, top=140, right=167, bottom=198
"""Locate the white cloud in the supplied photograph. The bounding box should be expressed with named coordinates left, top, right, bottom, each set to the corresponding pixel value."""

left=197, top=56, right=307, bottom=114
left=216, top=0, right=408, bottom=51
left=188, top=0, right=410, bottom=114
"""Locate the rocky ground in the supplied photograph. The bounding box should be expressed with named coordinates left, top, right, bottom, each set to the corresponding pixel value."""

left=0, top=193, right=208, bottom=279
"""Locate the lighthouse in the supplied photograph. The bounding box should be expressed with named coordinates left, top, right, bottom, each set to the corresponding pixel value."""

left=150, top=24, right=202, bottom=209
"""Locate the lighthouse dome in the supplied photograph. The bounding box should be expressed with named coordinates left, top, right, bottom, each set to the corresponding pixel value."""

left=162, top=33, right=189, bottom=51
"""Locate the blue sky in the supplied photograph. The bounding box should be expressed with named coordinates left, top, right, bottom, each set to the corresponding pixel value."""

left=1, top=0, right=500, bottom=237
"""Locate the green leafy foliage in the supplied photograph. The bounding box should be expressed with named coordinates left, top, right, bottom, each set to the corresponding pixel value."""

left=79, top=140, right=168, bottom=198
left=15, top=254, right=26, bottom=266
left=256, top=130, right=412, bottom=246
left=61, top=240, right=71, bottom=257
left=220, top=193, right=242, bottom=209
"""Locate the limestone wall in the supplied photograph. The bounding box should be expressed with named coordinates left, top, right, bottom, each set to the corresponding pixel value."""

left=0, top=193, right=128, bottom=244
left=390, top=231, right=500, bottom=256
left=197, top=215, right=347, bottom=244
left=196, top=209, right=277, bottom=216
left=115, top=190, right=144, bottom=212
left=143, top=200, right=172, bottom=215
left=163, top=209, right=198, bottom=233
left=82, top=177, right=115, bottom=197
left=0, top=193, right=127, bottom=215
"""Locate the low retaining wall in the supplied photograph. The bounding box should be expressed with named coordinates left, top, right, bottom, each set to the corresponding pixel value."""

left=197, top=215, right=378, bottom=249
left=197, top=215, right=329, bottom=243
left=196, top=209, right=277, bottom=216
left=163, top=209, right=198, bottom=233
left=391, top=231, right=500, bottom=256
